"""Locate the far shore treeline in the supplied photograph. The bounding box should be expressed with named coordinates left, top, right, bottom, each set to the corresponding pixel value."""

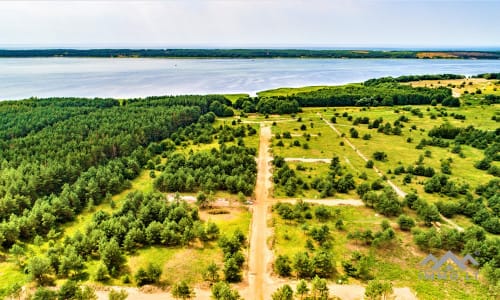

left=1, top=49, right=500, bottom=59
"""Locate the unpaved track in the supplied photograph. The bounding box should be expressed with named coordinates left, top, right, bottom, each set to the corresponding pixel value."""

left=277, top=198, right=364, bottom=206
left=285, top=157, right=331, bottom=163
left=247, top=125, right=273, bottom=300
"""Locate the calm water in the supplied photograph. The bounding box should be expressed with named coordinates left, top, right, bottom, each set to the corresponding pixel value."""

left=1, top=58, right=500, bottom=100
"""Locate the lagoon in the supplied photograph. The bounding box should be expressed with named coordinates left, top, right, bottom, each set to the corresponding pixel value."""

left=1, top=57, right=500, bottom=100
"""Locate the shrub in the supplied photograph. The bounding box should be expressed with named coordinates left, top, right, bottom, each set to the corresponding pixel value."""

left=275, top=255, right=292, bottom=277
left=365, top=160, right=374, bottom=168
left=373, top=151, right=388, bottom=161
left=397, top=215, right=416, bottom=231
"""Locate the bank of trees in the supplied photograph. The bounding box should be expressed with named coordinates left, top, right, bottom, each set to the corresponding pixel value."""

left=19, top=191, right=220, bottom=286
left=3, top=49, right=499, bottom=59
left=277, top=83, right=454, bottom=107
left=154, top=144, right=257, bottom=196
left=364, top=74, right=465, bottom=85
left=0, top=97, right=215, bottom=248
left=127, top=94, right=234, bottom=117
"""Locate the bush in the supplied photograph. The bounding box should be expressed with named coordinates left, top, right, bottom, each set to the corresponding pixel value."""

left=171, top=281, right=195, bottom=299
left=350, top=128, right=359, bottom=138
left=211, top=281, right=241, bottom=300
left=373, top=151, right=388, bottom=161
left=365, top=160, right=374, bottom=168
left=272, top=284, right=294, bottom=300
left=314, top=205, right=331, bottom=221
left=275, top=255, right=292, bottom=277
left=397, top=215, right=416, bottom=231
left=109, top=289, right=128, bottom=300
left=134, top=263, right=162, bottom=286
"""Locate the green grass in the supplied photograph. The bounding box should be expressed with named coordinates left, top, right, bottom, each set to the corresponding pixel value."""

left=122, top=207, right=251, bottom=286
left=318, top=105, right=499, bottom=202
left=0, top=261, right=28, bottom=296
left=257, top=86, right=328, bottom=97
left=272, top=204, right=492, bottom=300
left=223, top=94, right=249, bottom=103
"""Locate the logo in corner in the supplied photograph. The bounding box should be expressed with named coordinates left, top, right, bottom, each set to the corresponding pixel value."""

left=418, top=251, right=478, bottom=281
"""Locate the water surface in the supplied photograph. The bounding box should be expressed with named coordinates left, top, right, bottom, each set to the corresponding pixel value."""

left=1, top=58, right=500, bottom=100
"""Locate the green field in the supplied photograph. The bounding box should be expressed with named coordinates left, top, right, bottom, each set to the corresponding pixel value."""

left=272, top=203, right=492, bottom=300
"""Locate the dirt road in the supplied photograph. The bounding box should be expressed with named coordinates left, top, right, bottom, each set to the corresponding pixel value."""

left=284, top=157, right=331, bottom=163
left=247, top=125, right=273, bottom=300
left=277, top=198, right=364, bottom=206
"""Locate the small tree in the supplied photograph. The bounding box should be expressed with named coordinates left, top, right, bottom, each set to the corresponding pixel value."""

left=365, top=280, right=393, bottom=300
left=294, top=252, right=314, bottom=279
left=100, top=238, right=125, bottom=276
left=397, top=214, right=416, bottom=231
left=203, top=262, right=220, bottom=284
left=311, top=275, right=329, bottom=300
left=211, top=281, right=241, bottom=300
left=296, top=279, right=309, bottom=300
left=171, top=281, right=195, bottom=299
left=95, top=263, right=110, bottom=282
left=196, top=191, right=209, bottom=208
left=27, top=256, right=54, bottom=286
left=109, top=289, right=128, bottom=300
left=314, top=205, right=331, bottom=222
left=146, top=263, right=162, bottom=284
left=312, top=250, right=335, bottom=278
left=224, top=258, right=242, bottom=282
left=365, top=160, right=374, bottom=168
left=373, top=151, right=388, bottom=161
left=272, top=284, right=294, bottom=300
left=274, top=255, right=292, bottom=277
left=58, top=280, right=80, bottom=300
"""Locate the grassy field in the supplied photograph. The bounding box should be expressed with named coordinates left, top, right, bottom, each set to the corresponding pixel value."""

left=223, top=94, right=250, bottom=103
left=271, top=203, right=492, bottom=300
left=408, top=78, right=500, bottom=97
left=265, top=104, right=492, bottom=200
left=123, top=207, right=251, bottom=286
left=257, top=86, right=328, bottom=97
left=318, top=105, right=499, bottom=202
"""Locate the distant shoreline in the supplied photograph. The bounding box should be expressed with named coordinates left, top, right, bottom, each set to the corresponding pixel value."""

left=1, top=49, right=500, bottom=59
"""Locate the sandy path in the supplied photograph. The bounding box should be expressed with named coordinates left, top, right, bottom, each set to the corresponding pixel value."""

left=95, top=287, right=211, bottom=300
left=285, top=157, right=331, bottom=163
left=277, top=198, right=364, bottom=206
left=247, top=125, right=273, bottom=300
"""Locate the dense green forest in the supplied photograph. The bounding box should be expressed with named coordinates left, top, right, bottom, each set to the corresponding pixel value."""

left=1, top=49, right=500, bottom=59
left=236, top=81, right=457, bottom=114
left=0, top=95, right=236, bottom=249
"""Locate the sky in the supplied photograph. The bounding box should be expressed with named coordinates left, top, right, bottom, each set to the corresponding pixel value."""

left=0, top=0, right=499, bottom=49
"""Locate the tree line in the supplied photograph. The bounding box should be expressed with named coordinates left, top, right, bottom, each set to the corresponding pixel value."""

left=252, top=82, right=457, bottom=110
left=1, top=49, right=500, bottom=59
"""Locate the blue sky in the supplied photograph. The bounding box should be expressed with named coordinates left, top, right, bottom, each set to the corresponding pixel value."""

left=0, top=0, right=499, bottom=48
